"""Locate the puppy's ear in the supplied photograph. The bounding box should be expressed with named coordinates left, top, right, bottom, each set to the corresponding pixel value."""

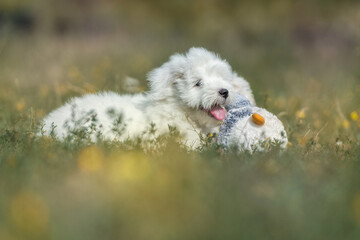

left=147, top=53, right=186, bottom=100
left=231, top=73, right=256, bottom=105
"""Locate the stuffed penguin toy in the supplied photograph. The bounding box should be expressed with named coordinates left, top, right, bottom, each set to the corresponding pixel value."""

left=218, top=94, right=288, bottom=152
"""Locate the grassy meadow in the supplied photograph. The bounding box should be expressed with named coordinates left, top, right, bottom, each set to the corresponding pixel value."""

left=1, top=0, right=360, bottom=239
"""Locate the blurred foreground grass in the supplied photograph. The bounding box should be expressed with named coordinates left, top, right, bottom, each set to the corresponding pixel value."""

left=1, top=1, right=360, bottom=239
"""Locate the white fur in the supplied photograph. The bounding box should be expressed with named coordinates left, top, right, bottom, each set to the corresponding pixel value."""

left=41, top=48, right=255, bottom=147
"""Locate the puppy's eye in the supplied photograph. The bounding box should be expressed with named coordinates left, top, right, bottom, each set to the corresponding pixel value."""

left=194, top=80, right=202, bottom=87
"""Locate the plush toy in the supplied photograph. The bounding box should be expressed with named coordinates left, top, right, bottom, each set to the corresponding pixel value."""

left=217, top=94, right=288, bottom=152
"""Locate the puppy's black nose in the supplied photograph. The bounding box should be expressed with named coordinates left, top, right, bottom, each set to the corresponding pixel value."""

left=219, top=88, right=229, bottom=99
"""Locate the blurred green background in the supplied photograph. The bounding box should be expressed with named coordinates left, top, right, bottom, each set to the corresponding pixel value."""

left=1, top=0, right=360, bottom=130
left=1, top=0, right=360, bottom=239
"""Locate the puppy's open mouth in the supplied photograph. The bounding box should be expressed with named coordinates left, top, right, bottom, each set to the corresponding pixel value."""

left=201, top=105, right=226, bottom=121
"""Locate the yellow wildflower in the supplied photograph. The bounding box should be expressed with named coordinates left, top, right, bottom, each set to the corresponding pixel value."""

left=15, top=99, right=26, bottom=111
left=107, top=153, right=150, bottom=183
left=350, top=111, right=359, bottom=121
left=299, top=137, right=306, bottom=146
left=343, top=120, right=350, bottom=129
left=295, top=109, right=306, bottom=119
left=77, top=146, right=104, bottom=173
left=11, top=191, right=49, bottom=237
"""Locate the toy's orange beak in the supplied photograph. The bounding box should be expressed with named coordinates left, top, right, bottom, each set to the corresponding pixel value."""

left=252, top=113, right=265, bottom=126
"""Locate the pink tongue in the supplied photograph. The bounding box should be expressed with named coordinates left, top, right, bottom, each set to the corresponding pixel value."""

left=210, top=106, right=226, bottom=120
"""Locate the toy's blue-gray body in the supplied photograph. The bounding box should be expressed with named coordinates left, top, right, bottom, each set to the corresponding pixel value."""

left=218, top=94, right=253, bottom=146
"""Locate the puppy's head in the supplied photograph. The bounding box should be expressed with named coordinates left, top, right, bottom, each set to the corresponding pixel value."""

left=148, top=48, right=237, bottom=121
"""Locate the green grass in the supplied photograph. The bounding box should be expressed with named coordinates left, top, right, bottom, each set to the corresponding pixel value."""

left=1, top=112, right=360, bottom=240
left=1, top=36, right=359, bottom=240
left=1, top=1, right=360, bottom=239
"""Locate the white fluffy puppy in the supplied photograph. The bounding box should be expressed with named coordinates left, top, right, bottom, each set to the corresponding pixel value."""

left=41, top=48, right=254, bottom=147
